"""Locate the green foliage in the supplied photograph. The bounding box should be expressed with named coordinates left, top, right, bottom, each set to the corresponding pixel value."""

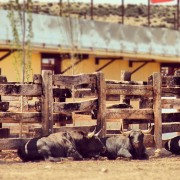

left=7, top=0, right=33, bottom=82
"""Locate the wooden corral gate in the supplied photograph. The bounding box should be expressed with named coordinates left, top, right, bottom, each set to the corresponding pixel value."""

left=0, top=70, right=179, bottom=150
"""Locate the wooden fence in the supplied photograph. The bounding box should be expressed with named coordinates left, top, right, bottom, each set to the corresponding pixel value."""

left=0, top=70, right=179, bottom=150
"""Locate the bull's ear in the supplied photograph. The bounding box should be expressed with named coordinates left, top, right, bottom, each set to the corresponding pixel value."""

left=87, top=127, right=96, bottom=138
left=94, top=129, right=102, bottom=137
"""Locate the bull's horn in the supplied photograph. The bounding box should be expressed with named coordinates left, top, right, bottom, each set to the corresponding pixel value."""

left=94, top=129, right=102, bottom=137
left=120, top=131, right=131, bottom=136
left=142, top=125, right=153, bottom=134
left=87, top=127, right=96, bottom=138
left=120, top=126, right=153, bottom=135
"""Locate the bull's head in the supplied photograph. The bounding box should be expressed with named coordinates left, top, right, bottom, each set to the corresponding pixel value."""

left=82, top=128, right=106, bottom=158
left=128, top=130, right=144, bottom=148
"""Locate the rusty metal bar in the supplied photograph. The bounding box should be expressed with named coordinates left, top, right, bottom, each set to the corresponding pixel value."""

left=121, top=0, right=124, bottom=24
left=91, top=0, right=93, bottom=20
left=131, top=62, right=149, bottom=75
left=61, top=59, right=83, bottom=74
left=0, top=50, right=15, bottom=61
left=174, top=13, right=176, bottom=30
left=59, top=0, right=62, bottom=16
left=177, top=0, right=179, bottom=30
left=148, top=0, right=151, bottom=26
left=96, top=59, right=115, bottom=72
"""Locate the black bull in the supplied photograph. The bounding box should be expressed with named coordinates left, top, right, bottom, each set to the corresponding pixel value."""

left=17, top=130, right=106, bottom=162
left=164, top=136, right=180, bottom=155
left=100, top=129, right=148, bottom=160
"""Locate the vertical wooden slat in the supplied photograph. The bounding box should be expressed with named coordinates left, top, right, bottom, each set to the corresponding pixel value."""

left=0, top=69, right=9, bottom=138
left=120, top=71, right=131, bottom=130
left=0, top=69, right=2, bottom=129
left=139, top=97, right=152, bottom=130
left=152, top=72, right=162, bottom=149
left=96, top=72, right=106, bottom=137
left=41, top=70, right=53, bottom=136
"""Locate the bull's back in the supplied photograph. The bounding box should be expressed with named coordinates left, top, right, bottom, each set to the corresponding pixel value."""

left=101, top=136, right=129, bottom=159
left=17, top=137, right=44, bottom=162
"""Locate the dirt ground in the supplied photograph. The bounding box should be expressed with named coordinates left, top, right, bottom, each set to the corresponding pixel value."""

left=0, top=149, right=179, bottom=180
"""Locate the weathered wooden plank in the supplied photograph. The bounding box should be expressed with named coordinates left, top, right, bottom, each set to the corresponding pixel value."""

left=106, top=94, right=146, bottom=101
left=53, top=98, right=98, bottom=115
left=139, top=97, right=152, bottom=130
left=0, top=84, right=42, bottom=96
left=106, top=84, right=153, bottom=96
left=162, top=99, right=180, bottom=109
left=120, top=71, right=131, bottom=130
left=0, top=101, right=9, bottom=111
left=74, top=89, right=97, bottom=98
left=96, top=72, right=106, bottom=137
left=0, top=138, right=30, bottom=150
left=106, top=80, right=147, bottom=85
left=106, top=109, right=154, bottom=119
left=152, top=73, right=162, bottom=148
left=106, top=94, right=120, bottom=101
left=116, top=119, right=153, bottom=124
left=53, top=73, right=97, bottom=87
left=0, top=112, right=41, bottom=123
left=162, top=112, right=180, bottom=122
left=0, top=111, right=87, bottom=124
left=162, top=123, right=180, bottom=133
left=1, top=96, right=20, bottom=101
left=162, top=87, right=180, bottom=97
left=162, top=76, right=180, bottom=86
left=41, top=70, right=53, bottom=136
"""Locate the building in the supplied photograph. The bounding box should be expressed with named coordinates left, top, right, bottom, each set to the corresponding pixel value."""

left=0, top=9, right=180, bottom=82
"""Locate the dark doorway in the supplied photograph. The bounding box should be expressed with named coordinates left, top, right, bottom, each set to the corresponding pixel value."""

left=41, top=53, right=61, bottom=74
left=161, top=63, right=180, bottom=76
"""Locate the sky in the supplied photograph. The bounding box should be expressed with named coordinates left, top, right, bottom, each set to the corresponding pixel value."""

left=0, top=0, right=177, bottom=5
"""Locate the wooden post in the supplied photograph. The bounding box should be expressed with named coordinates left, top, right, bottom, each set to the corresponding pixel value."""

left=0, top=69, right=10, bottom=138
left=139, top=97, right=152, bottom=130
left=96, top=72, right=106, bottom=137
left=0, top=68, right=2, bottom=129
left=120, top=71, right=131, bottom=130
left=41, top=70, right=53, bottom=136
left=152, top=73, right=162, bottom=149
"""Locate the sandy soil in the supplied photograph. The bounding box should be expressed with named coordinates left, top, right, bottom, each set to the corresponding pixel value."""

left=0, top=150, right=179, bottom=180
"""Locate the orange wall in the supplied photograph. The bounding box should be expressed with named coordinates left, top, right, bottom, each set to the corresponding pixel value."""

left=61, top=56, right=160, bottom=81
left=0, top=52, right=41, bottom=82
left=0, top=52, right=160, bottom=82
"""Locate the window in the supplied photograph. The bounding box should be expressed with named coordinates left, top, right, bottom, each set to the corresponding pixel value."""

left=161, top=63, right=180, bottom=76
left=41, top=53, right=61, bottom=74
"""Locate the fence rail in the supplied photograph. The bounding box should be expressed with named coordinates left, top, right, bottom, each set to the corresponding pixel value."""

left=0, top=69, right=179, bottom=150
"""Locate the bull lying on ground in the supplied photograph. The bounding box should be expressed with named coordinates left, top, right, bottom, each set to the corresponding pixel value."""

left=164, top=136, right=180, bottom=155
left=17, top=129, right=106, bottom=162
left=100, top=129, right=148, bottom=160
